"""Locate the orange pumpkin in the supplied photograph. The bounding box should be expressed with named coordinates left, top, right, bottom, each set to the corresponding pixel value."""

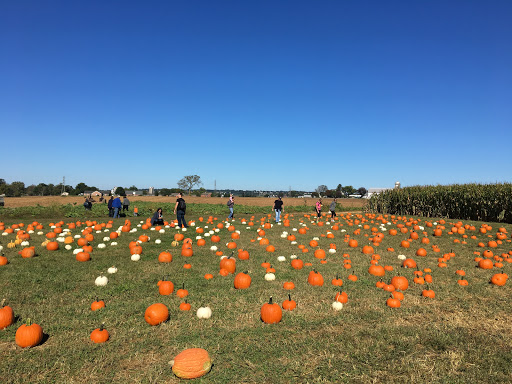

left=171, top=348, right=212, bottom=379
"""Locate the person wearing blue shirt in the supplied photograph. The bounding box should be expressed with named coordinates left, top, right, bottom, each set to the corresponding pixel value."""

left=112, top=196, right=122, bottom=218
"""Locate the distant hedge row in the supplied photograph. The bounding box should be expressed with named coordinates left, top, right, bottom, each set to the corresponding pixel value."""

left=365, top=183, right=512, bottom=223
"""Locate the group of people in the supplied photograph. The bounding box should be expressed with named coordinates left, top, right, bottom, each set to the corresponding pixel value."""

left=315, top=198, right=338, bottom=221
left=150, top=193, right=188, bottom=228
left=224, top=195, right=337, bottom=224
left=106, top=196, right=131, bottom=218
left=87, top=192, right=339, bottom=229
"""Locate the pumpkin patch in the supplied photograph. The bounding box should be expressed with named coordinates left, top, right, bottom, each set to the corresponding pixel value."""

left=0, top=209, right=510, bottom=382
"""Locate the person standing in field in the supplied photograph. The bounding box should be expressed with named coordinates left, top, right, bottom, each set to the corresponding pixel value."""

left=107, top=196, right=114, bottom=217
left=133, top=206, right=138, bottom=216
left=273, top=196, right=284, bottom=223
left=122, top=196, right=130, bottom=212
left=315, top=199, right=322, bottom=222
left=329, top=198, right=337, bottom=219
left=227, top=195, right=235, bottom=220
left=112, top=196, right=122, bottom=218
left=174, top=193, right=188, bottom=228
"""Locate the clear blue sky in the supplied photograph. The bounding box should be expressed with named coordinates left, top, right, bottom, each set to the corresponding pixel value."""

left=1, top=0, right=511, bottom=191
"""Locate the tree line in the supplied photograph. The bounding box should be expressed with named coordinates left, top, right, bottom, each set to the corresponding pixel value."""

left=0, top=177, right=367, bottom=198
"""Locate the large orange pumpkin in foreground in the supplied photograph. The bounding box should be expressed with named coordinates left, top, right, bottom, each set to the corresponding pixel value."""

left=144, top=303, right=169, bottom=325
left=170, top=348, right=212, bottom=379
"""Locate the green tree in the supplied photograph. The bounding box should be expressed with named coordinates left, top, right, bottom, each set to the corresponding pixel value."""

left=335, top=184, right=343, bottom=198
left=177, top=175, right=202, bottom=196
left=115, top=187, right=126, bottom=196
left=74, top=183, right=88, bottom=195
left=159, top=188, right=172, bottom=196
left=10, top=181, right=25, bottom=197
left=342, top=186, right=356, bottom=197
left=194, top=187, right=206, bottom=197
left=126, top=185, right=138, bottom=191
left=357, top=187, right=367, bottom=196
left=290, top=190, right=299, bottom=197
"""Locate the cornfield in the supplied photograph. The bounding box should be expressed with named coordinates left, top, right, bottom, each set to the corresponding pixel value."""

left=365, top=183, right=512, bottom=223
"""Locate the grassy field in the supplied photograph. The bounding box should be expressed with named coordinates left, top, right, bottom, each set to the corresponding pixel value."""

left=0, top=196, right=364, bottom=219
left=0, top=210, right=511, bottom=383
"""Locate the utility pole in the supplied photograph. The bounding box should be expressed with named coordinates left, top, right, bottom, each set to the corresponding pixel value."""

left=61, top=176, right=65, bottom=195
left=214, top=180, right=216, bottom=195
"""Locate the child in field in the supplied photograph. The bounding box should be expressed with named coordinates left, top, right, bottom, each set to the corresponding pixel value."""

left=134, top=206, right=138, bottom=217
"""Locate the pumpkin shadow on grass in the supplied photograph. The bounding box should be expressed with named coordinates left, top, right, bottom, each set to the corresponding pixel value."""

left=39, top=333, right=50, bottom=346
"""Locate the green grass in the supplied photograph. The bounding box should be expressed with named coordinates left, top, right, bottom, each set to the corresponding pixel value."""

left=0, top=213, right=511, bottom=383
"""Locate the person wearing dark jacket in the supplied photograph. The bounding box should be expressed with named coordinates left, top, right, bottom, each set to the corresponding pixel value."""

left=151, top=208, right=164, bottom=226
left=112, top=196, right=122, bottom=218
left=108, top=196, right=114, bottom=217
left=273, top=197, right=284, bottom=223
left=174, top=193, right=188, bottom=228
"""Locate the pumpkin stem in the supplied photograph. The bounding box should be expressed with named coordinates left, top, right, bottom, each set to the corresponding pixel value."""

left=182, top=282, right=185, bottom=290
left=26, top=318, right=32, bottom=326
left=288, top=293, right=292, bottom=301
left=99, top=322, right=105, bottom=331
left=269, top=296, right=273, bottom=304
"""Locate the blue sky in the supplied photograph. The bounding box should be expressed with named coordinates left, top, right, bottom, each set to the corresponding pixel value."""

left=1, top=1, right=511, bottom=191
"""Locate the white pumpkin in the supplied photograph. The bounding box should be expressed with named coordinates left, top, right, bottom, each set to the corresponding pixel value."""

left=37, top=231, right=44, bottom=235
left=277, top=256, right=286, bottom=262
left=210, top=246, right=218, bottom=251
left=332, top=301, right=343, bottom=311
left=291, top=241, right=297, bottom=245
left=102, top=237, right=110, bottom=242
left=159, top=229, right=165, bottom=233
left=196, top=306, right=212, bottom=319
left=74, top=234, right=81, bottom=239
left=264, top=273, right=276, bottom=281
left=397, top=254, right=407, bottom=261
left=107, top=266, right=118, bottom=274
left=290, top=254, right=297, bottom=259
left=0, top=245, right=3, bottom=251
left=328, top=249, right=336, bottom=254
left=97, top=243, right=106, bottom=249
left=73, top=248, right=82, bottom=255
left=95, top=275, right=108, bottom=286
left=131, top=254, right=141, bottom=261
left=56, top=237, right=65, bottom=243
left=111, top=242, right=118, bottom=246
left=150, top=227, right=155, bottom=231
left=21, top=241, right=30, bottom=247
left=181, top=227, right=187, bottom=232
left=155, top=239, right=161, bottom=244
left=65, top=245, right=72, bottom=250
